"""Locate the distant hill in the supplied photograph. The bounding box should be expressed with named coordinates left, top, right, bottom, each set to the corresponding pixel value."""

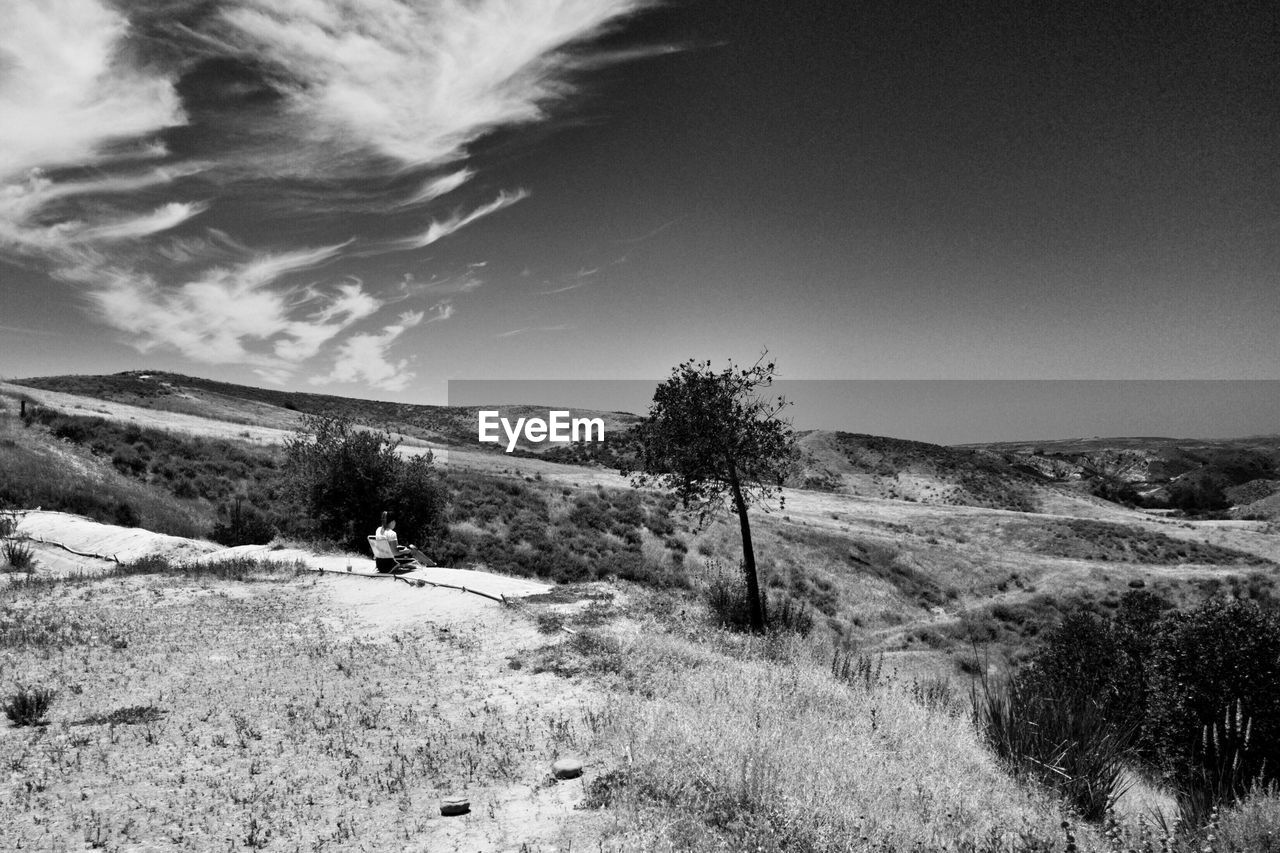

left=16, top=371, right=1280, bottom=518
left=793, top=430, right=1049, bottom=512
left=963, top=436, right=1280, bottom=519
left=13, top=371, right=641, bottom=453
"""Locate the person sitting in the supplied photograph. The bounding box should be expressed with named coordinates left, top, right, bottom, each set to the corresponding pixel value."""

left=374, top=513, right=413, bottom=572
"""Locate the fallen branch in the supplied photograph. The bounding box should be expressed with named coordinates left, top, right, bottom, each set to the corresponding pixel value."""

left=17, top=535, right=119, bottom=564
left=305, top=564, right=509, bottom=605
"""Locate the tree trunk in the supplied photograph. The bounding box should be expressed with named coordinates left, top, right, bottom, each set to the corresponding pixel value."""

left=728, top=463, right=767, bottom=633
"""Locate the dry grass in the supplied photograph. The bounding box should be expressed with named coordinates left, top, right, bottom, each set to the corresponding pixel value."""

left=574, top=623, right=1091, bottom=852
left=0, top=571, right=609, bottom=850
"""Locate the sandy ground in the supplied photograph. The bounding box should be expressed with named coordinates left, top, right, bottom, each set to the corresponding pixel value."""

left=5, top=510, right=610, bottom=850
left=12, top=510, right=552, bottom=599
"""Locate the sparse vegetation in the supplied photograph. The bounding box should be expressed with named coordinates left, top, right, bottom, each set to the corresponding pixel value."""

left=6, top=377, right=1280, bottom=848
left=430, top=469, right=689, bottom=588
left=1013, top=518, right=1266, bottom=565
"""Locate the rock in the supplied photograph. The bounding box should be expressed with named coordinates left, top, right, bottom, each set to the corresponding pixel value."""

left=551, top=758, right=583, bottom=780
left=440, top=796, right=470, bottom=816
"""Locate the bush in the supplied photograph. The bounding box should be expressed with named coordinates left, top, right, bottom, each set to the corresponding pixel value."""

left=282, top=415, right=444, bottom=551
left=1006, top=592, right=1280, bottom=827
left=1145, top=599, right=1280, bottom=822
left=210, top=496, right=277, bottom=546
left=973, top=672, right=1133, bottom=822
left=769, top=595, right=815, bottom=637
left=4, top=684, right=55, bottom=726
left=3, top=537, right=35, bottom=571
left=1019, top=608, right=1147, bottom=735
left=704, top=560, right=753, bottom=631
left=3, top=527, right=36, bottom=568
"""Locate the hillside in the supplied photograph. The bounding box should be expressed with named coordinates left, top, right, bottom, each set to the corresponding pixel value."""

left=967, top=435, right=1280, bottom=519
left=13, top=371, right=641, bottom=454
left=17, top=371, right=1280, bottom=519
left=794, top=430, right=1061, bottom=513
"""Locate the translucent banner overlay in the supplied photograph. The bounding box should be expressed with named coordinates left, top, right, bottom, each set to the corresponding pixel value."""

left=448, top=380, right=1280, bottom=447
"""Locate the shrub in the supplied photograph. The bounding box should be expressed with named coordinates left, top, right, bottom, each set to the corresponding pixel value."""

left=3, top=537, right=35, bottom=571
left=282, top=415, right=444, bottom=551
left=1006, top=592, right=1280, bottom=827
left=1019, top=608, right=1147, bottom=735
left=703, top=560, right=753, bottom=631
left=4, top=684, right=55, bottom=726
left=972, top=672, right=1133, bottom=822
left=1145, top=599, right=1280, bottom=822
left=210, top=496, right=277, bottom=546
left=769, top=595, right=815, bottom=637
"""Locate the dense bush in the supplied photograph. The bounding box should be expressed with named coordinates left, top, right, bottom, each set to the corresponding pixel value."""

left=282, top=415, right=444, bottom=551
left=210, top=496, right=277, bottom=546
left=974, top=671, right=1133, bottom=822
left=997, top=592, right=1280, bottom=826
left=1146, top=599, right=1280, bottom=821
left=2, top=537, right=36, bottom=571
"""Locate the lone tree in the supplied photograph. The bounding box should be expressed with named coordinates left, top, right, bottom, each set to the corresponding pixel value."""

left=626, top=355, right=799, bottom=633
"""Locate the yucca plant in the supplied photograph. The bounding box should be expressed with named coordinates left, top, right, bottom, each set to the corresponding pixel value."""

left=973, top=672, right=1134, bottom=822
left=1175, top=700, right=1268, bottom=827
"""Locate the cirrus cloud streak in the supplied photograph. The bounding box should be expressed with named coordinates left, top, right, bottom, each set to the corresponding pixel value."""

left=0, top=0, right=665, bottom=389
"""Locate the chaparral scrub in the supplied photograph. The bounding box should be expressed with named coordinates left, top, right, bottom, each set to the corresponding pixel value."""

left=558, top=611, right=1093, bottom=852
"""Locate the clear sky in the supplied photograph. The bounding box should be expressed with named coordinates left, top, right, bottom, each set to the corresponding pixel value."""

left=1, top=1, right=1277, bottom=438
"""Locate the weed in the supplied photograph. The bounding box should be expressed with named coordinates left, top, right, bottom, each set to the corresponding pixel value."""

left=534, top=610, right=566, bottom=634
left=73, top=706, right=165, bottom=727
left=3, top=537, right=35, bottom=571
left=832, top=649, right=885, bottom=690
left=4, top=684, right=55, bottom=727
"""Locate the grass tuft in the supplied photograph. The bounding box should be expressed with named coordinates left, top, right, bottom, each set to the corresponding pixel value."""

left=3, top=537, right=35, bottom=571
left=972, top=672, right=1134, bottom=823
left=4, top=684, right=55, bottom=727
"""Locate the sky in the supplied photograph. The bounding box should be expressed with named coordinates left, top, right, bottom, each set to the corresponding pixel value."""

left=1, top=1, right=1277, bottom=440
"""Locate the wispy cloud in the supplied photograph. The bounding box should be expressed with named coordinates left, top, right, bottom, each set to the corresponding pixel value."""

left=213, top=0, right=660, bottom=172
left=0, top=0, right=184, bottom=180
left=314, top=310, right=426, bottom=392
left=74, top=202, right=209, bottom=243
left=0, top=0, right=665, bottom=387
left=538, top=266, right=598, bottom=294
left=80, top=244, right=364, bottom=372
left=389, top=188, right=530, bottom=251
left=496, top=324, right=570, bottom=338
left=399, top=269, right=486, bottom=298
left=398, top=169, right=474, bottom=207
